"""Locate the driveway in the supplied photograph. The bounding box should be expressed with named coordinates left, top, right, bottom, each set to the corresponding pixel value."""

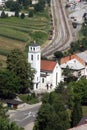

left=7, top=102, right=41, bottom=130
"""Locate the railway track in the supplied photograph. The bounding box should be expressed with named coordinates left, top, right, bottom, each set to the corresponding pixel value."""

left=42, top=0, right=72, bottom=57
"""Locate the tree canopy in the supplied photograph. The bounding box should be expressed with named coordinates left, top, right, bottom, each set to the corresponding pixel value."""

left=67, top=77, right=87, bottom=105
left=34, top=92, right=70, bottom=130
left=54, top=51, right=63, bottom=59
left=5, top=1, right=21, bottom=12
left=71, top=98, right=83, bottom=127
left=0, top=102, right=24, bottom=130
left=7, top=49, right=34, bottom=93
left=17, top=0, right=32, bottom=9
left=0, top=69, right=20, bottom=98
left=63, top=66, right=77, bottom=83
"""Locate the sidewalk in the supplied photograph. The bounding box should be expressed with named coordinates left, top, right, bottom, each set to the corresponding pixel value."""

left=17, top=102, right=42, bottom=111
left=24, top=122, right=34, bottom=130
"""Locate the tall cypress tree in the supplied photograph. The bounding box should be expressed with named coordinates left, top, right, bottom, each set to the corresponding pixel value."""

left=34, top=92, right=70, bottom=130
left=71, top=98, right=83, bottom=127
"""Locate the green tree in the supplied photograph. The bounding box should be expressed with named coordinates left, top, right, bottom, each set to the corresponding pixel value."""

left=0, top=102, right=7, bottom=118
left=54, top=51, right=63, bottom=59
left=55, top=81, right=65, bottom=94
left=71, top=98, right=83, bottom=127
left=41, top=93, right=49, bottom=104
left=67, top=82, right=75, bottom=108
left=55, top=81, right=68, bottom=104
left=0, top=103, right=24, bottom=130
left=5, top=1, right=20, bottom=12
left=74, top=78, right=87, bottom=105
left=81, top=20, right=87, bottom=36
left=15, top=11, right=19, bottom=17
left=20, top=13, right=25, bottom=19
left=17, top=0, right=32, bottom=9
left=23, top=0, right=32, bottom=9
left=34, top=92, right=70, bottom=130
left=49, top=92, right=70, bottom=128
left=7, top=49, right=34, bottom=93
left=34, top=103, right=54, bottom=130
left=34, top=2, right=44, bottom=12
left=0, top=69, right=20, bottom=98
left=1, top=10, right=6, bottom=18
left=63, top=66, right=77, bottom=83
left=28, top=10, right=33, bottom=17
left=67, top=78, right=87, bottom=105
left=46, top=0, right=51, bottom=6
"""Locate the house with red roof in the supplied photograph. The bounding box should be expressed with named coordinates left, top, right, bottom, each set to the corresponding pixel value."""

left=40, top=60, right=61, bottom=91
left=28, top=43, right=61, bottom=92
left=60, top=51, right=87, bottom=79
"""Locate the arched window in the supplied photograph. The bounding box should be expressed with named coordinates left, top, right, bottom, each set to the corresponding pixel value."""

left=31, top=55, right=33, bottom=60
left=42, top=78, right=44, bottom=83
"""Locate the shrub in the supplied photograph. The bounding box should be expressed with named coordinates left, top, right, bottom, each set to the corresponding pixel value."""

left=1, top=10, right=6, bottom=18
left=28, top=10, right=33, bottom=17
left=15, top=11, right=19, bottom=17
left=21, top=13, right=25, bottom=19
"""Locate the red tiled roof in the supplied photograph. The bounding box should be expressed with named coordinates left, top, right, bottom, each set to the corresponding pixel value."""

left=41, top=60, right=57, bottom=72
left=60, top=54, right=85, bottom=65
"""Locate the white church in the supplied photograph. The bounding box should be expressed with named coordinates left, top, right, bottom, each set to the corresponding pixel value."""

left=28, top=43, right=62, bottom=92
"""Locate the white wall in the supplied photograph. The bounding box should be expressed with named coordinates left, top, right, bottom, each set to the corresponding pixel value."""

left=40, top=63, right=62, bottom=91
left=28, top=45, right=41, bottom=90
left=32, top=0, right=38, bottom=5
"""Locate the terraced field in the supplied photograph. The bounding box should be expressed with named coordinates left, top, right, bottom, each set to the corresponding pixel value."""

left=0, top=9, right=50, bottom=68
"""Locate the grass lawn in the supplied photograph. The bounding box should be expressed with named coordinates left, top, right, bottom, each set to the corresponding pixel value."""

left=82, top=106, right=87, bottom=116
left=19, top=94, right=39, bottom=104
left=0, top=8, right=50, bottom=69
left=67, top=106, right=87, bottom=121
left=0, top=55, right=7, bottom=68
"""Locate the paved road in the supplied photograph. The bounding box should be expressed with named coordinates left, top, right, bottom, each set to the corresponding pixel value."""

left=8, top=103, right=41, bottom=130
left=42, top=0, right=73, bottom=57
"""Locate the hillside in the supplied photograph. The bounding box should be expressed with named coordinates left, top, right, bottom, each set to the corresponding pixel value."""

left=0, top=9, right=50, bottom=68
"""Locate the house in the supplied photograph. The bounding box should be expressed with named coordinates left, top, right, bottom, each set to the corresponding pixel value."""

left=60, top=58, right=85, bottom=77
left=60, top=51, right=87, bottom=78
left=61, top=51, right=87, bottom=65
left=2, top=99, right=24, bottom=109
left=68, top=0, right=81, bottom=2
left=28, top=42, right=61, bottom=92
left=0, top=0, right=6, bottom=6
left=40, top=60, right=61, bottom=91
left=32, top=0, right=38, bottom=5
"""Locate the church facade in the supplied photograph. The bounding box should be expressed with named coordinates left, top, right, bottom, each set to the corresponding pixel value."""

left=28, top=43, right=62, bottom=92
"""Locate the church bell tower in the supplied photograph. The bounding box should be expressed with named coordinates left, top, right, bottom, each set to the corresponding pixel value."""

left=28, top=42, right=41, bottom=90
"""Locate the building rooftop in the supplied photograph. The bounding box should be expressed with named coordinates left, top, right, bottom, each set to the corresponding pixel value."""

left=76, top=51, right=87, bottom=62
left=2, top=99, right=24, bottom=105
left=41, top=60, right=57, bottom=72
left=60, top=58, right=84, bottom=70
left=29, top=41, right=39, bottom=47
